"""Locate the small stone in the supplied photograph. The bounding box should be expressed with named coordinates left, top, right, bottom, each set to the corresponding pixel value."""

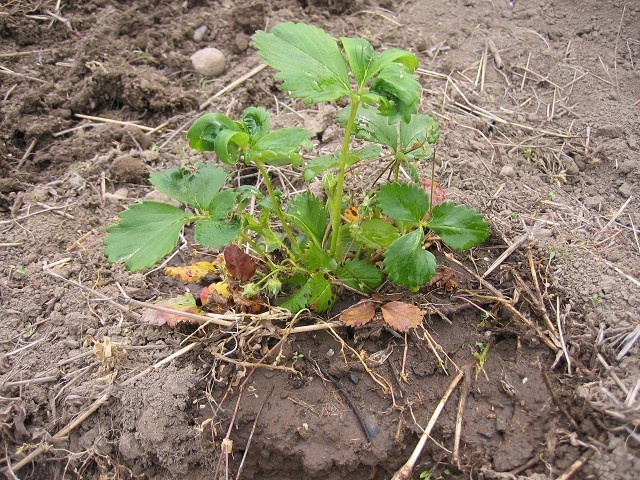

left=561, top=156, right=579, bottom=176
left=499, top=165, right=516, bottom=178
left=619, top=182, right=633, bottom=197
left=191, top=47, right=226, bottom=77
left=67, top=173, right=86, bottom=190
left=532, top=228, right=553, bottom=240
left=113, top=187, right=129, bottom=198
left=233, top=33, right=250, bottom=53
left=193, top=25, right=207, bottom=42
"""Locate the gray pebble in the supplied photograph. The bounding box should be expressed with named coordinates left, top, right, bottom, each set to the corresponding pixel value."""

left=193, top=25, right=207, bottom=42
left=191, top=47, right=226, bottom=77
left=499, top=165, right=516, bottom=178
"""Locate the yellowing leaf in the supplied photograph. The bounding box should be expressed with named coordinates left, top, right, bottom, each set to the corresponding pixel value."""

left=165, top=262, right=218, bottom=282
left=381, top=301, right=423, bottom=332
left=340, top=300, right=376, bottom=327
left=342, top=206, right=359, bottom=223
left=200, top=282, right=232, bottom=307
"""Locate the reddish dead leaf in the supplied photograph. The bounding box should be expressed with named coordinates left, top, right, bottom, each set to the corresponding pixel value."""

left=165, top=261, right=218, bottom=282
left=224, top=244, right=257, bottom=281
left=340, top=300, right=376, bottom=327
left=428, top=266, right=459, bottom=292
left=381, top=301, right=423, bottom=332
left=200, top=282, right=232, bottom=307
left=141, top=295, right=201, bottom=328
left=421, top=178, right=446, bottom=206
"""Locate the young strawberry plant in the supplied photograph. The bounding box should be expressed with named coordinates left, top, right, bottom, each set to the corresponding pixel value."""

left=104, top=22, right=489, bottom=316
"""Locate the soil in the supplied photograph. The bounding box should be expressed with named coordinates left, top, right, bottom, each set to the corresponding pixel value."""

left=1, top=0, right=639, bottom=479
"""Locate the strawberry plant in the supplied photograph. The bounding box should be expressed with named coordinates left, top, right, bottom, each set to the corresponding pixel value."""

left=104, top=22, right=489, bottom=315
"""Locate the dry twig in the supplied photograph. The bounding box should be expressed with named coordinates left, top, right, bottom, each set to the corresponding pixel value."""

left=391, top=369, right=464, bottom=480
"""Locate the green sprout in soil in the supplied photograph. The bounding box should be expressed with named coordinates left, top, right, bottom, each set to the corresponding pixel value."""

left=104, top=22, right=489, bottom=317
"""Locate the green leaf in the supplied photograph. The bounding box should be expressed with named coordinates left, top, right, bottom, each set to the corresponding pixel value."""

left=104, top=202, right=190, bottom=271
left=354, top=218, right=399, bottom=249
left=252, top=22, right=351, bottom=103
left=338, top=105, right=397, bottom=148
left=426, top=201, right=490, bottom=250
left=400, top=114, right=440, bottom=150
left=249, top=128, right=313, bottom=167
left=207, top=189, right=237, bottom=219
left=368, top=49, right=418, bottom=78
left=307, top=273, right=337, bottom=312
left=242, top=107, right=271, bottom=141
left=377, top=182, right=430, bottom=223
left=187, top=113, right=240, bottom=152
left=287, top=192, right=327, bottom=246
left=279, top=282, right=311, bottom=313
left=383, top=228, right=437, bottom=288
left=304, top=243, right=337, bottom=272
left=214, top=129, right=250, bottom=165
left=303, top=154, right=338, bottom=181
left=336, top=259, right=383, bottom=291
left=150, top=164, right=227, bottom=212
left=341, top=37, right=375, bottom=87
left=370, top=63, right=421, bottom=123
left=303, top=145, right=380, bottom=181
left=194, top=217, right=242, bottom=248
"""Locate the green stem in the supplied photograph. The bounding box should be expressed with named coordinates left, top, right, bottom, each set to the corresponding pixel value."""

left=329, top=98, right=360, bottom=259
left=253, top=159, right=303, bottom=259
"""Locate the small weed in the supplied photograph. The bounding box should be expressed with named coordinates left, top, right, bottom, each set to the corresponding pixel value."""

left=592, top=293, right=601, bottom=307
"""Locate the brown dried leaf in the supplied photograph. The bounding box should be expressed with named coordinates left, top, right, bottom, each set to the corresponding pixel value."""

left=232, top=290, right=267, bottom=314
left=224, top=244, right=257, bottom=281
left=165, top=261, right=218, bottom=282
left=341, top=300, right=376, bottom=327
left=428, top=266, right=459, bottom=292
left=381, top=301, right=423, bottom=332
left=141, top=295, right=201, bottom=328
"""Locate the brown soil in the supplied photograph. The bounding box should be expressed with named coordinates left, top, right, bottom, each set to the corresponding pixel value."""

left=1, top=1, right=639, bottom=479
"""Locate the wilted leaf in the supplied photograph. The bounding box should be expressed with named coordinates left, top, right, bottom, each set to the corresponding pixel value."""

left=165, top=262, right=218, bottom=282
left=340, top=300, right=376, bottom=327
left=224, top=244, right=257, bottom=281
left=342, top=206, right=359, bottom=223
left=200, top=282, right=232, bottom=307
left=421, top=178, right=446, bottom=206
left=141, top=295, right=201, bottom=328
left=381, top=301, right=423, bottom=332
